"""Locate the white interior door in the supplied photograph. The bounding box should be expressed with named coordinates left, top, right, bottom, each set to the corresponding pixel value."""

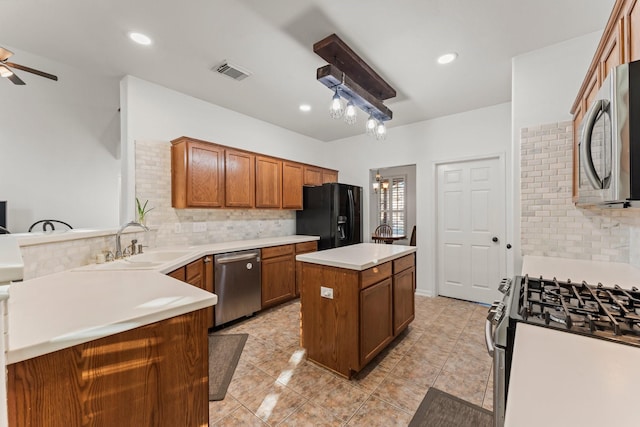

left=437, top=157, right=505, bottom=304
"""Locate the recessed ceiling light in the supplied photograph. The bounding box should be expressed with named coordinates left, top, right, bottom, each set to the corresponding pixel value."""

left=129, top=32, right=152, bottom=46
left=299, top=104, right=312, bottom=112
left=437, top=52, right=458, bottom=65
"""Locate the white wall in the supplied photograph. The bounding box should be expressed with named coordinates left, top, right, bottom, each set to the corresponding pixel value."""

left=327, top=103, right=512, bottom=296
left=0, top=47, right=121, bottom=233
left=511, top=31, right=603, bottom=272
left=120, top=76, right=330, bottom=222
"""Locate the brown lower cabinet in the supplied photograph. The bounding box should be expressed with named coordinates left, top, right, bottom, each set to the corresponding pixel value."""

left=300, top=252, right=416, bottom=378
left=168, top=256, right=214, bottom=329
left=261, top=244, right=296, bottom=309
left=295, top=241, right=318, bottom=296
left=7, top=309, right=208, bottom=426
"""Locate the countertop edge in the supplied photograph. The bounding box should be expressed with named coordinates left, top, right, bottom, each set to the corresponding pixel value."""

left=296, top=244, right=416, bottom=271
left=6, top=292, right=217, bottom=365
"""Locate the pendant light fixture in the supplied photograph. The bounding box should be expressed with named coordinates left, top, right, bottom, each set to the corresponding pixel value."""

left=329, top=88, right=344, bottom=119
left=375, top=121, right=387, bottom=140
left=314, top=34, right=395, bottom=140
left=366, top=113, right=377, bottom=135
left=344, top=100, right=357, bottom=124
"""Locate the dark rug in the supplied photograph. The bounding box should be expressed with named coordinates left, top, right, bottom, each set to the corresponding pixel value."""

left=409, top=388, right=493, bottom=427
left=208, top=333, right=248, bottom=401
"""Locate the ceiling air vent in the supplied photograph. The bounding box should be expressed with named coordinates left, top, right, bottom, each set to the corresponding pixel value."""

left=214, top=61, right=251, bottom=81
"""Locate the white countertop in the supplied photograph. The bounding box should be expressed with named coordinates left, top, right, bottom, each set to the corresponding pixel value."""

left=295, top=243, right=416, bottom=270
left=505, top=322, right=640, bottom=427
left=522, top=255, right=640, bottom=288
left=0, top=235, right=23, bottom=283
left=7, top=235, right=318, bottom=364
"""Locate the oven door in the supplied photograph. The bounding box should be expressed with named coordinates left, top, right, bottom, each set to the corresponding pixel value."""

left=485, top=278, right=513, bottom=427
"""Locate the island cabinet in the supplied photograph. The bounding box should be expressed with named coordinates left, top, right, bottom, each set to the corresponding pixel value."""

left=168, top=256, right=215, bottom=329
left=256, top=156, right=282, bottom=208
left=7, top=309, right=209, bottom=427
left=171, top=137, right=225, bottom=208
left=225, top=149, right=255, bottom=208
left=294, top=241, right=318, bottom=296
left=261, top=244, right=296, bottom=309
left=299, top=248, right=416, bottom=379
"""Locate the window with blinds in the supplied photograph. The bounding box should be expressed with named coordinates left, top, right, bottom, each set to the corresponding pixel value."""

left=378, top=176, right=406, bottom=235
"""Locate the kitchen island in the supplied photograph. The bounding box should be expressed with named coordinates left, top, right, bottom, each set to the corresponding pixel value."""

left=297, top=243, right=416, bottom=378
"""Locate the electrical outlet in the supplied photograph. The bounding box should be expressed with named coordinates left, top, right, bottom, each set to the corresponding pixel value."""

left=174, top=223, right=182, bottom=233
left=193, top=222, right=207, bottom=232
left=320, top=286, right=334, bottom=299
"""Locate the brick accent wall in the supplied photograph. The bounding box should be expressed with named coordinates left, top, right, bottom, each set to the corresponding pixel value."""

left=520, top=121, right=640, bottom=262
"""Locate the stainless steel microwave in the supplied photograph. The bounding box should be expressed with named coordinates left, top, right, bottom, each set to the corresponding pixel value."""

left=577, top=60, right=640, bottom=207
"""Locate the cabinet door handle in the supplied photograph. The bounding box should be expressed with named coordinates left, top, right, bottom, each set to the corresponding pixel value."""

left=204, top=256, right=211, bottom=263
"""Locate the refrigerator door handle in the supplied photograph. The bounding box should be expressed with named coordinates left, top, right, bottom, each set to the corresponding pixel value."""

left=347, top=188, right=355, bottom=242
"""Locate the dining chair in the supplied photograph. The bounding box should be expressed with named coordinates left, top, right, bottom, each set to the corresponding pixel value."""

left=28, top=220, right=73, bottom=232
left=373, top=224, right=393, bottom=244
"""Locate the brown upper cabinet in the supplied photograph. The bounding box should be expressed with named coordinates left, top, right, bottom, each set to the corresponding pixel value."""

left=303, top=165, right=323, bottom=186
left=303, top=165, right=339, bottom=186
left=570, top=0, right=639, bottom=202
left=625, top=0, right=640, bottom=62
left=322, top=169, right=339, bottom=184
left=225, top=149, right=255, bottom=208
left=255, top=156, right=282, bottom=208
left=282, top=161, right=304, bottom=210
left=171, top=137, right=225, bottom=208
left=171, top=136, right=337, bottom=210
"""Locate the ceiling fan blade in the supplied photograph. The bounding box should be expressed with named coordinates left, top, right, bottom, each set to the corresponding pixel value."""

left=0, top=64, right=24, bottom=85
left=7, top=72, right=25, bottom=85
left=0, top=47, right=13, bottom=61
left=4, top=62, right=57, bottom=81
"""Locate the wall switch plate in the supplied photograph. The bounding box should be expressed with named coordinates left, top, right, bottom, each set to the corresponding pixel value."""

left=320, top=286, right=334, bottom=299
left=174, top=223, right=182, bottom=233
left=193, top=222, right=207, bottom=232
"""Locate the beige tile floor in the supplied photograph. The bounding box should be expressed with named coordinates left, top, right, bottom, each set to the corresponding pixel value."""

left=209, top=295, right=493, bottom=426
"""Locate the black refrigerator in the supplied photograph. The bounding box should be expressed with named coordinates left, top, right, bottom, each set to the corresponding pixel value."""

left=296, top=183, right=363, bottom=250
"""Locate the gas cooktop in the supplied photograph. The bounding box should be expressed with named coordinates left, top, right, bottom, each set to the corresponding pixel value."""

left=515, top=275, right=640, bottom=347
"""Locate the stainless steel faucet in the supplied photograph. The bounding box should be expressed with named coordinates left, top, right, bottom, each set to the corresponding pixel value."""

left=115, top=221, right=149, bottom=259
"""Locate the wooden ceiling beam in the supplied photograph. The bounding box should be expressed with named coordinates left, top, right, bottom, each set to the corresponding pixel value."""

left=313, top=33, right=396, bottom=101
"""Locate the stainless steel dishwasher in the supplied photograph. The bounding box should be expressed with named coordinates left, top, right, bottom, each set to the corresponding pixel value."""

left=214, top=249, right=261, bottom=326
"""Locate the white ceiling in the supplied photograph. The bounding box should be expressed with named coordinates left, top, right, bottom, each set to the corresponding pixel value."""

left=0, top=0, right=615, bottom=142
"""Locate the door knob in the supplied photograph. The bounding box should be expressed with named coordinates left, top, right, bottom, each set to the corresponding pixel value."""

left=492, top=237, right=499, bottom=243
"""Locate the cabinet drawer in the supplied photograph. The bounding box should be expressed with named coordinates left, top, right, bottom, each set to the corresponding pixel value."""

left=361, top=262, right=392, bottom=289
left=262, top=244, right=294, bottom=259
left=295, top=241, right=317, bottom=253
left=186, top=258, right=203, bottom=283
left=393, top=254, right=415, bottom=274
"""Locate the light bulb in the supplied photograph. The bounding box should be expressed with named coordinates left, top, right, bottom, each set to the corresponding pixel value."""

left=344, top=101, right=357, bottom=125
left=366, top=114, right=377, bottom=135
left=329, top=89, right=344, bottom=119
left=375, top=121, right=387, bottom=140
left=0, top=66, right=13, bottom=77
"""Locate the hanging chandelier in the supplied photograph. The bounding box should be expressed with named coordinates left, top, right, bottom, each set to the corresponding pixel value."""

left=314, top=34, right=395, bottom=140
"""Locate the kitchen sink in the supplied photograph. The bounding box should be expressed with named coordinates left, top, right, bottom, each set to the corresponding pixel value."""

left=124, top=250, right=193, bottom=264
left=75, top=250, right=195, bottom=272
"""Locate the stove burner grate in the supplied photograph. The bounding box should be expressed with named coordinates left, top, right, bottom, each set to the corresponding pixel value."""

left=518, top=275, right=640, bottom=345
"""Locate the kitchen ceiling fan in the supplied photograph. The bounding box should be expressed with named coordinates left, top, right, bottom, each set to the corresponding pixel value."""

left=0, top=46, right=58, bottom=85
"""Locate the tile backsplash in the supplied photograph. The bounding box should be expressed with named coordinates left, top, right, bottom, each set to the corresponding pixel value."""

left=134, top=140, right=295, bottom=248
left=520, top=121, right=640, bottom=264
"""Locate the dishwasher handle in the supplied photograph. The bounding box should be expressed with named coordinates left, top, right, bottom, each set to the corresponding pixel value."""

left=216, top=252, right=260, bottom=264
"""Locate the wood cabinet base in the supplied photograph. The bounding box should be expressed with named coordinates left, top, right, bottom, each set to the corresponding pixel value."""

left=7, top=310, right=208, bottom=427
